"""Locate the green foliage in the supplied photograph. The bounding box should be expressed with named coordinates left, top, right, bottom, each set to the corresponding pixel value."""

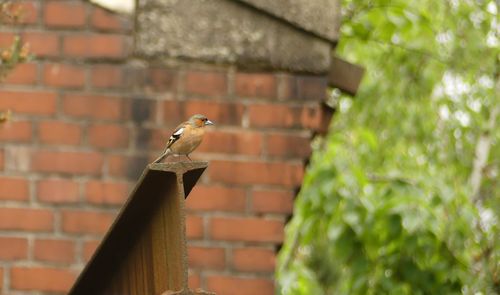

left=0, top=1, right=30, bottom=78
left=277, top=0, right=499, bottom=294
left=0, top=1, right=31, bottom=123
left=0, top=35, right=29, bottom=79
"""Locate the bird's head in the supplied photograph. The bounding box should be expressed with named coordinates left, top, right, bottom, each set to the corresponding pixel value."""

left=190, top=114, right=214, bottom=128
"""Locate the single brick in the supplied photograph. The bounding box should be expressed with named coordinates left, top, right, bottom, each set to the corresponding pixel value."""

left=7, top=1, right=38, bottom=24
left=4, top=63, right=37, bottom=85
left=38, top=121, right=82, bottom=145
left=232, top=248, right=276, bottom=272
left=235, top=72, right=277, bottom=98
left=31, top=151, right=104, bottom=175
left=297, top=75, right=328, bottom=100
left=90, top=65, right=123, bottom=88
left=0, top=121, right=32, bottom=142
left=147, top=67, right=177, bottom=92
left=266, top=132, right=312, bottom=158
left=0, top=90, right=57, bottom=115
left=34, top=238, right=75, bottom=264
left=249, top=103, right=297, bottom=128
left=0, top=32, right=14, bottom=46
left=0, top=208, right=54, bottom=231
left=62, top=93, right=124, bottom=120
left=44, top=1, right=86, bottom=28
left=85, top=180, right=128, bottom=205
left=188, top=246, right=225, bottom=270
left=252, top=189, right=294, bottom=214
left=184, top=70, right=227, bottom=97
left=197, top=130, right=262, bottom=155
left=0, top=177, right=29, bottom=201
left=303, top=104, right=325, bottom=131
left=37, top=178, right=80, bottom=203
left=248, top=103, right=320, bottom=129
left=43, top=63, right=85, bottom=88
left=107, top=154, right=127, bottom=177
left=61, top=210, right=115, bottom=235
left=206, top=275, right=274, bottom=295
left=280, top=74, right=328, bottom=101
left=107, top=154, right=149, bottom=180
left=21, top=31, right=60, bottom=57
left=0, top=237, right=28, bottom=260
left=162, top=100, right=184, bottom=127
left=88, top=123, right=129, bottom=149
left=146, top=127, right=172, bottom=150
left=63, top=34, right=128, bottom=59
left=186, top=184, right=246, bottom=212
left=209, top=160, right=304, bottom=187
left=186, top=215, right=203, bottom=239
left=10, top=267, right=76, bottom=292
left=183, top=100, right=243, bottom=126
left=210, top=217, right=284, bottom=243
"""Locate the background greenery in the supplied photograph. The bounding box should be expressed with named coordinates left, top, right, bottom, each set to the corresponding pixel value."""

left=277, top=0, right=499, bottom=294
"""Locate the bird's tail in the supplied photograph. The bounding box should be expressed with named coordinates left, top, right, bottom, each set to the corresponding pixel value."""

left=152, top=149, right=171, bottom=164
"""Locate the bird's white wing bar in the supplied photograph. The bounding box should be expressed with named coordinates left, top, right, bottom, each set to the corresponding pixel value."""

left=173, top=127, right=184, bottom=136
left=166, top=127, right=184, bottom=148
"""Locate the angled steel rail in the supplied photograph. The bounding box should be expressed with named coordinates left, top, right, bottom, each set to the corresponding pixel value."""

left=69, top=161, right=214, bottom=295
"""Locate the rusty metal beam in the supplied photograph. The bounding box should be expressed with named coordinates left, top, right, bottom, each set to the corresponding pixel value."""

left=328, top=55, right=365, bottom=96
left=69, top=161, right=213, bottom=295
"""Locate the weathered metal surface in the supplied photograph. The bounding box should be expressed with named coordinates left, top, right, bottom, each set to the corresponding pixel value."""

left=68, top=161, right=210, bottom=295
left=328, top=56, right=365, bottom=96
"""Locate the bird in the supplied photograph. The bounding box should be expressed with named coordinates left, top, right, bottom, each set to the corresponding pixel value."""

left=153, top=114, right=214, bottom=163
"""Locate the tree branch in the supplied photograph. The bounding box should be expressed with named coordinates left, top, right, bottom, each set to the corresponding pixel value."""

left=470, top=54, right=499, bottom=202
left=470, top=105, right=499, bottom=202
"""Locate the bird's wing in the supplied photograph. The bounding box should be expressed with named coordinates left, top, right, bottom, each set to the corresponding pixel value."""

left=166, top=123, right=186, bottom=148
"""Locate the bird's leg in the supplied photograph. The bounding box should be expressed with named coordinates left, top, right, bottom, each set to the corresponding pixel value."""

left=186, top=154, right=192, bottom=161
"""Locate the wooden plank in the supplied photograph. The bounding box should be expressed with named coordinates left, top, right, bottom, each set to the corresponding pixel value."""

left=328, top=56, right=365, bottom=96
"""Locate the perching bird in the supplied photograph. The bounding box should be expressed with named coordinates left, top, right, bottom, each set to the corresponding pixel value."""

left=153, top=114, right=214, bottom=163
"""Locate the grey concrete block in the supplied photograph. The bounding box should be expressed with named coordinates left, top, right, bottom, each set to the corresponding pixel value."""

left=136, top=0, right=335, bottom=73
left=234, top=0, right=340, bottom=41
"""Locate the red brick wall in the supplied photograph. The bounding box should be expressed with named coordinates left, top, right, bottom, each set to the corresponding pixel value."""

left=0, top=1, right=329, bottom=294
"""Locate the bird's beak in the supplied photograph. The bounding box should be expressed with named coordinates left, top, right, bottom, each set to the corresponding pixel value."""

left=205, top=120, right=214, bottom=126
